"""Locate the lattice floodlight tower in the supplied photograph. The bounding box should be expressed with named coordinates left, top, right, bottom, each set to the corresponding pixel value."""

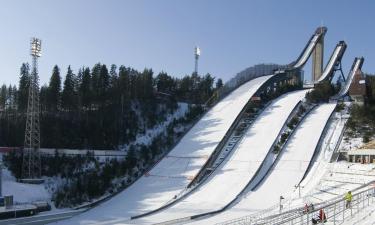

left=22, top=38, right=43, bottom=182
left=194, top=46, right=200, bottom=75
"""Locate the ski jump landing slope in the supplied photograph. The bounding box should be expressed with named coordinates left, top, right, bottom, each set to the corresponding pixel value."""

left=194, top=103, right=337, bottom=224
left=133, top=90, right=308, bottom=224
left=56, top=75, right=273, bottom=225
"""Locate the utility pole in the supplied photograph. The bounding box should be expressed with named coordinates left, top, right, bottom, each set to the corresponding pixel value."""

left=22, top=38, right=42, bottom=182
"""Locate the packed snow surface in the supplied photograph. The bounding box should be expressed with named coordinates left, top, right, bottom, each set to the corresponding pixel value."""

left=0, top=154, right=50, bottom=204
left=133, top=90, right=308, bottom=224
left=55, top=75, right=274, bottom=224
left=192, top=103, right=337, bottom=224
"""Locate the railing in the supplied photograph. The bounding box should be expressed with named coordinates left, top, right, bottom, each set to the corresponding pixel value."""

left=275, top=184, right=375, bottom=225
left=217, top=181, right=375, bottom=225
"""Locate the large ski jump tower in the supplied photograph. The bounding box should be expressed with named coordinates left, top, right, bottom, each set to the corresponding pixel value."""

left=22, top=38, right=42, bottom=182
left=312, top=27, right=326, bottom=81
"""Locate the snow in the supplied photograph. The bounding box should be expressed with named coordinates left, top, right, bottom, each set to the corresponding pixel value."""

left=317, top=44, right=345, bottom=82
left=190, top=103, right=337, bottom=224
left=297, top=110, right=348, bottom=200
left=131, top=90, right=308, bottom=224
left=0, top=154, right=50, bottom=204
left=293, top=32, right=320, bottom=68
left=121, top=103, right=189, bottom=150
left=54, top=75, right=274, bottom=225
left=339, top=201, right=375, bottom=225
left=340, top=137, right=363, bottom=152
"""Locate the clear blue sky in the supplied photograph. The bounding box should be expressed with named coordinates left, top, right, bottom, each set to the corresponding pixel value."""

left=0, top=0, right=374, bottom=86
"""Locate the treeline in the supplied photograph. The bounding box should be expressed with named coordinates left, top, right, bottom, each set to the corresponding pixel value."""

left=0, top=63, right=221, bottom=149
left=345, top=74, right=375, bottom=143
left=305, top=80, right=338, bottom=103
left=3, top=104, right=204, bottom=207
left=366, top=74, right=375, bottom=104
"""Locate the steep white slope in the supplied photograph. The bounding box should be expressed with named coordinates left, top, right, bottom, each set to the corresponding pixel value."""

left=134, top=90, right=308, bottom=224
left=194, top=103, right=337, bottom=224
left=56, top=75, right=273, bottom=225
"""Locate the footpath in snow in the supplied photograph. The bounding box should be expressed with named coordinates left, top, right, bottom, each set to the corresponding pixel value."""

left=55, top=75, right=273, bottom=225
left=193, top=103, right=337, bottom=224
left=133, top=90, right=308, bottom=224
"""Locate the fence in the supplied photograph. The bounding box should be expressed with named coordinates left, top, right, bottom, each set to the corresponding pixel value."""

left=276, top=185, right=375, bottom=225
left=216, top=181, right=375, bottom=225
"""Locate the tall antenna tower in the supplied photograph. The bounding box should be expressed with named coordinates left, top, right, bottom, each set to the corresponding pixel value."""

left=22, top=38, right=42, bottom=181
left=194, top=46, right=200, bottom=75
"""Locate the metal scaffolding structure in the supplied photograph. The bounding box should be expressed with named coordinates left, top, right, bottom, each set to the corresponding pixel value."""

left=194, top=46, right=200, bottom=75
left=22, top=38, right=42, bottom=180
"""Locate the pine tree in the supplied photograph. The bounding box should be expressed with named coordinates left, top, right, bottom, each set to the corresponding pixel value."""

left=80, top=67, right=92, bottom=109
left=61, top=66, right=77, bottom=111
left=109, top=64, right=119, bottom=104
left=91, top=63, right=101, bottom=106
left=216, top=78, right=223, bottom=89
left=140, top=69, right=154, bottom=101
left=48, top=65, right=62, bottom=111
left=18, top=63, right=30, bottom=112
left=98, top=64, right=110, bottom=106
left=0, top=85, right=7, bottom=110
left=40, top=85, right=49, bottom=112
left=119, top=66, right=130, bottom=103
left=200, top=73, right=214, bottom=102
left=156, top=72, right=175, bottom=94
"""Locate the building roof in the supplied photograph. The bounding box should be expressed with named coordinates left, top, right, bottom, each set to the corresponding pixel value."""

left=348, top=148, right=375, bottom=156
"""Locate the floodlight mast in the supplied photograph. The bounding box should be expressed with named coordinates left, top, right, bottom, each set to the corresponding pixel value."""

left=22, top=37, right=42, bottom=180
left=194, top=46, right=200, bottom=75
left=31, top=38, right=42, bottom=57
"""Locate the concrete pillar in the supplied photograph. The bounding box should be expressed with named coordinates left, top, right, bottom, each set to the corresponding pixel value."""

left=312, top=37, right=324, bottom=82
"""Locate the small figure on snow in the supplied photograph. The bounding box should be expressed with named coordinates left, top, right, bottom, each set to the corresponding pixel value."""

left=345, top=191, right=352, bottom=208
left=311, top=209, right=327, bottom=224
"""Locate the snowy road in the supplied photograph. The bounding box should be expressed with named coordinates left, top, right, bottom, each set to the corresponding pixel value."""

left=54, top=75, right=273, bottom=225
left=192, top=103, right=337, bottom=224
left=133, top=90, right=308, bottom=224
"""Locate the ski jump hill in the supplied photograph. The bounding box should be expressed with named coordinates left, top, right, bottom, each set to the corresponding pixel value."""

left=54, top=27, right=365, bottom=225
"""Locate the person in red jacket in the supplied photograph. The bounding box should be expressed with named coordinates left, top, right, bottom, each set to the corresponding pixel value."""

left=312, top=209, right=327, bottom=224
left=319, top=209, right=327, bottom=222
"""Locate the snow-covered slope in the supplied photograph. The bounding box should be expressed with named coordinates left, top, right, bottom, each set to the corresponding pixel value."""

left=133, top=90, right=308, bottom=224
left=192, top=103, right=337, bottom=224
left=0, top=154, right=50, bottom=204
left=55, top=75, right=274, bottom=225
